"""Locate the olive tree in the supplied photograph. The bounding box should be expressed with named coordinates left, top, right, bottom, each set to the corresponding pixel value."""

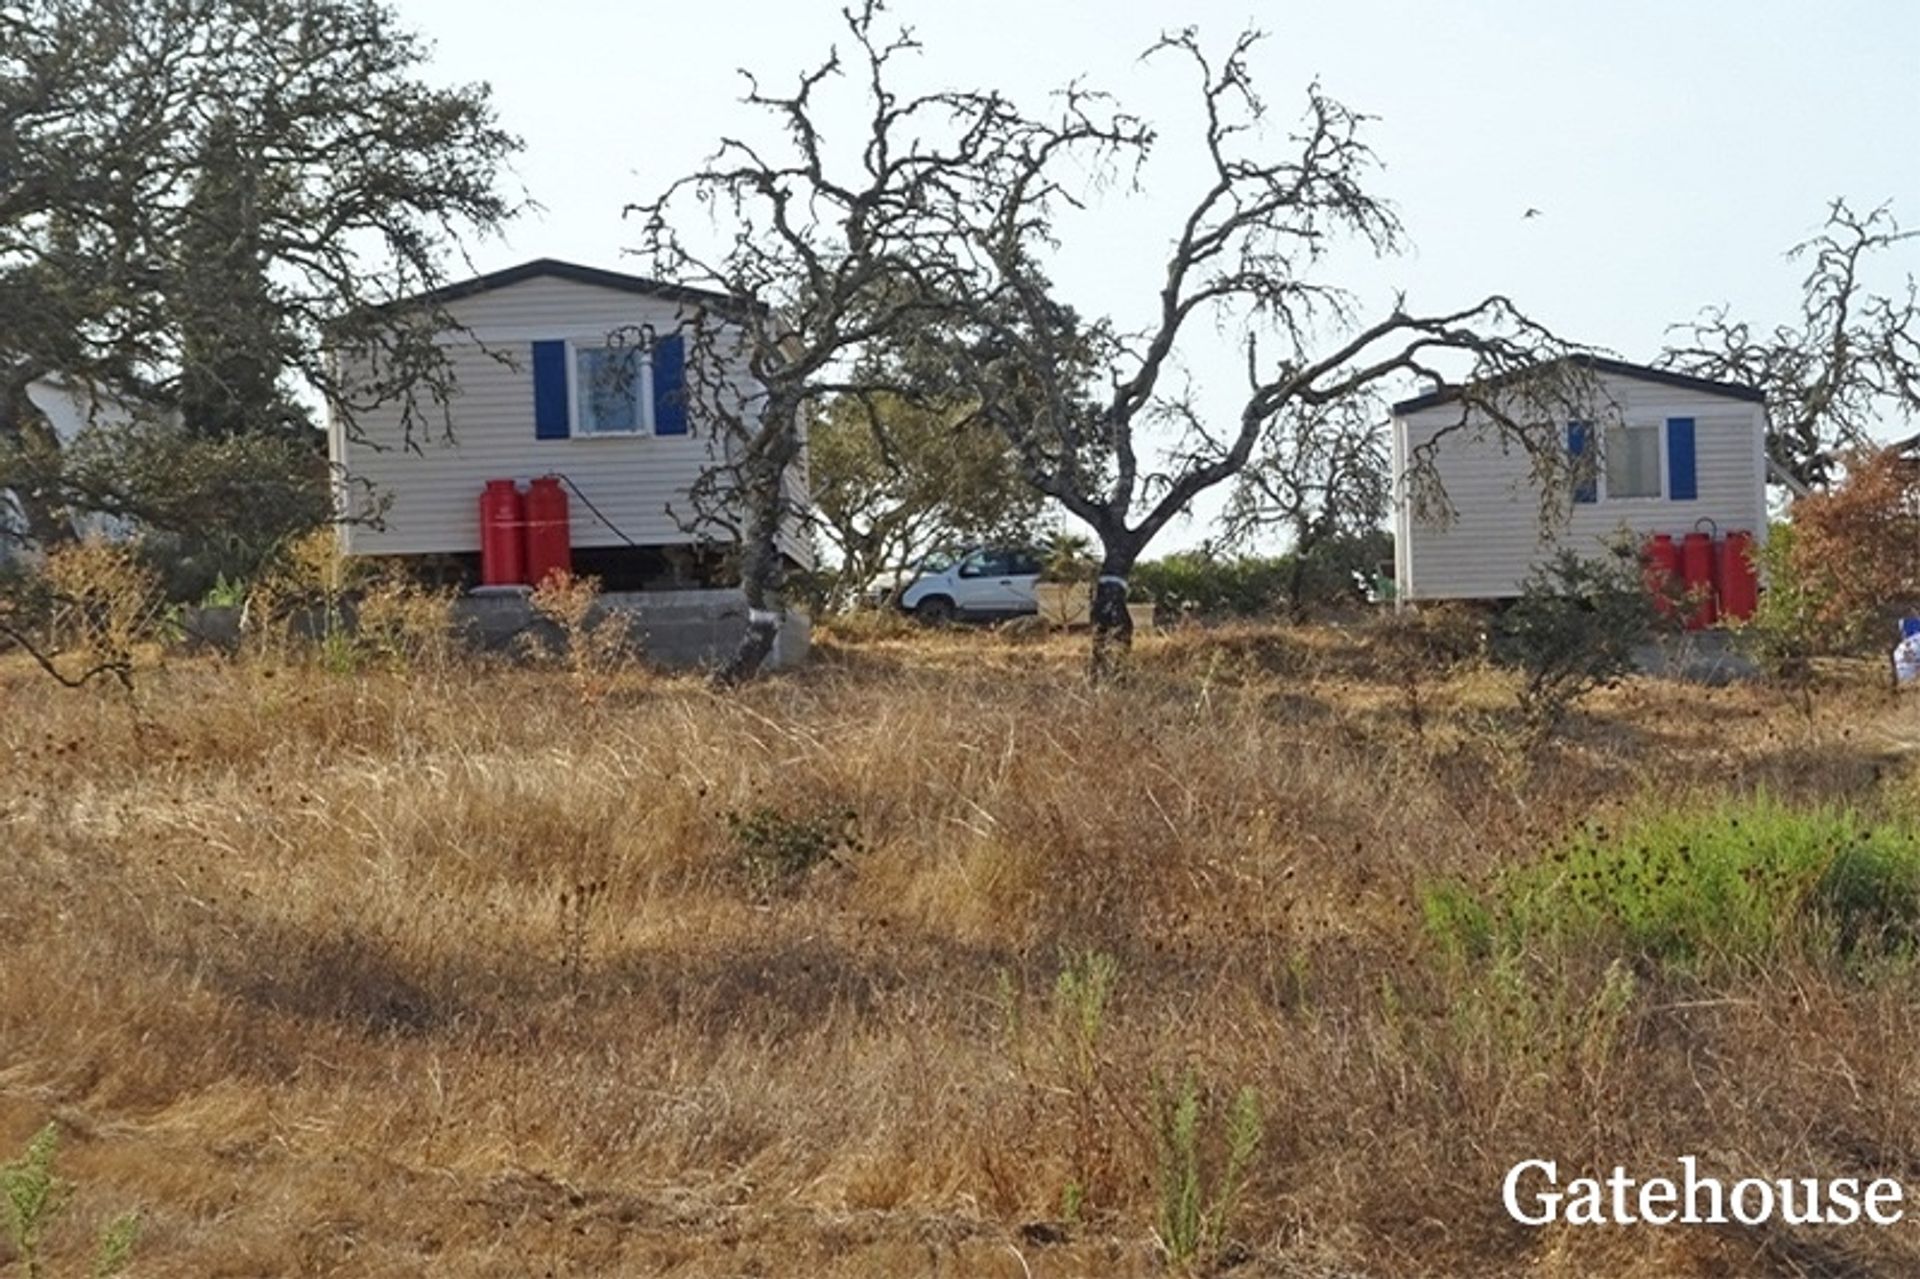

left=634, top=10, right=1589, bottom=680
left=629, top=2, right=1063, bottom=681
left=930, top=29, right=1583, bottom=674
left=809, top=390, right=1045, bottom=609
left=1662, top=198, right=1920, bottom=493
left=0, top=0, right=522, bottom=578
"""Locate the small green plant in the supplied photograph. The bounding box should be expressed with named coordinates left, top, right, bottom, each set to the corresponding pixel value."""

left=1052, top=950, right=1118, bottom=1080
left=1060, top=1179, right=1086, bottom=1227
left=1489, top=545, right=1656, bottom=740
left=1153, top=1072, right=1263, bottom=1271
left=726, top=803, right=860, bottom=894
left=1, top=1124, right=138, bottom=1279
left=199, top=571, right=249, bottom=609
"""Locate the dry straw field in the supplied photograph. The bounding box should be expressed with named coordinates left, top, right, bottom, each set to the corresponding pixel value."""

left=4, top=619, right=1920, bottom=1277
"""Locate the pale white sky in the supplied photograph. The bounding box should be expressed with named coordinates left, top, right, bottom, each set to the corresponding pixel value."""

left=392, top=0, right=1920, bottom=547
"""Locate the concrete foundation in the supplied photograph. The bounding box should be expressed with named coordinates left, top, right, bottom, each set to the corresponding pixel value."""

left=182, top=589, right=811, bottom=672
left=457, top=589, right=811, bottom=670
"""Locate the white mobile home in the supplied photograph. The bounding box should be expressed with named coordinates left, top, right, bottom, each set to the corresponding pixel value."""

left=1390, top=357, right=1768, bottom=602
left=328, top=258, right=809, bottom=588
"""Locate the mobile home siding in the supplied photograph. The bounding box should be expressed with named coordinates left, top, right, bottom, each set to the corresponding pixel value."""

left=1393, top=372, right=1765, bottom=601
left=333, top=274, right=809, bottom=565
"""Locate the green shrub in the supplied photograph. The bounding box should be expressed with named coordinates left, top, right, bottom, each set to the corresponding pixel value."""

left=1735, top=523, right=1827, bottom=684
left=1424, top=797, right=1920, bottom=974
left=1489, top=546, right=1657, bottom=738
left=1132, top=534, right=1391, bottom=623
left=1133, top=552, right=1291, bottom=620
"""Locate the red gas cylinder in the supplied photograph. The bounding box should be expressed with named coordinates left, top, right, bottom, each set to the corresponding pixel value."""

left=1680, top=531, right=1717, bottom=630
left=1718, top=530, right=1759, bottom=621
left=479, top=479, right=526, bottom=586
left=524, top=475, right=572, bottom=587
left=1643, top=533, right=1681, bottom=617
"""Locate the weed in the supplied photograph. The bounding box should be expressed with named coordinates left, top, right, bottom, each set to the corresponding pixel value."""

left=1370, top=606, right=1486, bottom=736
left=1059, top=1179, right=1085, bottom=1227
left=356, top=573, right=459, bottom=672
left=1153, top=1072, right=1262, bottom=1272
left=199, top=572, right=249, bottom=609
left=1052, top=949, right=1118, bottom=1088
left=726, top=803, right=859, bottom=895
left=526, top=571, right=635, bottom=701
left=0, top=538, right=171, bottom=691
left=558, top=878, right=609, bottom=999
left=0, top=1124, right=137, bottom=1279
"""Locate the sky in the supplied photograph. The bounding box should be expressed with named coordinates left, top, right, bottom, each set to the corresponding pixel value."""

left=390, top=0, right=1920, bottom=548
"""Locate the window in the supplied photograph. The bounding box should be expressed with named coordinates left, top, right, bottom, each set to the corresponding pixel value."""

left=1604, top=422, right=1662, bottom=499
left=572, top=345, right=655, bottom=436
left=959, top=549, right=1012, bottom=578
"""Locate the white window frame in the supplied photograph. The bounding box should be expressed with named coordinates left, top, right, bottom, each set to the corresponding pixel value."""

left=567, top=341, right=657, bottom=438
left=1598, top=419, right=1667, bottom=502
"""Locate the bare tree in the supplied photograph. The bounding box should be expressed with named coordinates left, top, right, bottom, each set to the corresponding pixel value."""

left=931, top=29, right=1582, bottom=674
left=1662, top=198, right=1920, bottom=493
left=628, top=2, right=1051, bottom=682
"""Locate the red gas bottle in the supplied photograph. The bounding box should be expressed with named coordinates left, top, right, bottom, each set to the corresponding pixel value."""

left=524, top=475, right=572, bottom=587
left=1718, top=530, right=1759, bottom=621
left=1643, top=533, right=1681, bottom=617
left=479, top=479, right=526, bottom=586
left=1680, top=531, right=1716, bottom=629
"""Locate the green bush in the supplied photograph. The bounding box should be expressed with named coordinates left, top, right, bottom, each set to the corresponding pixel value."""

left=1133, top=552, right=1290, bottom=620
left=1489, top=546, right=1657, bottom=737
left=1735, top=523, right=1827, bottom=683
left=1133, top=533, right=1391, bottom=622
left=1424, top=797, right=1920, bottom=974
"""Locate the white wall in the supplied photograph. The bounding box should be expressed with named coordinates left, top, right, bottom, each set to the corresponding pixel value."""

left=1, top=381, right=144, bottom=562
left=330, top=273, right=810, bottom=565
left=1393, top=370, right=1766, bottom=600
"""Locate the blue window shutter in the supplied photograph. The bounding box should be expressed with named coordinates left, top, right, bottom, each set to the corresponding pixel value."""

left=653, top=333, right=687, bottom=435
left=1667, top=417, right=1697, bottom=500
left=1568, top=421, right=1597, bottom=503
left=533, top=340, right=569, bottom=439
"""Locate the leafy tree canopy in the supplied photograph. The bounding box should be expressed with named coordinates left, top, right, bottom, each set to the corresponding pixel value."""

left=1, top=0, right=524, bottom=576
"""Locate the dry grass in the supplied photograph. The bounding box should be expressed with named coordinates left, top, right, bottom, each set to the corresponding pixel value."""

left=2, top=620, right=1918, bottom=1276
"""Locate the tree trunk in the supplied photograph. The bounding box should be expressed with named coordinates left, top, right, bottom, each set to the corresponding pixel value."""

left=1286, top=541, right=1309, bottom=623
left=713, top=442, right=797, bottom=686
left=1087, top=544, right=1138, bottom=682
